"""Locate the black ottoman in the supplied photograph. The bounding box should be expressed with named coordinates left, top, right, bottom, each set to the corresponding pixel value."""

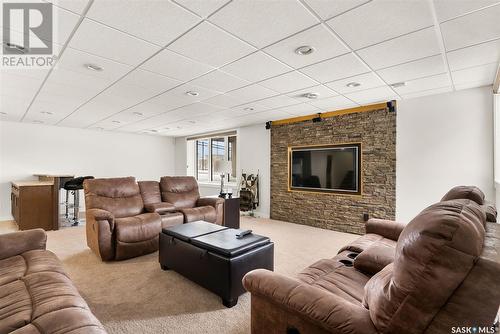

left=159, top=221, right=274, bottom=307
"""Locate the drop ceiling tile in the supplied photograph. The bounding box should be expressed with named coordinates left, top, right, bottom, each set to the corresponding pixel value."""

left=400, top=86, right=453, bottom=100
left=263, top=24, right=349, bottom=68
left=447, top=39, right=500, bottom=71
left=392, top=73, right=451, bottom=95
left=48, top=67, right=111, bottom=92
left=433, top=0, right=500, bottom=22
left=300, top=53, right=370, bottom=83
left=309, top=95, right=357, bottom=111
left=57, top=47, right=133, bottom=82
left=256, top=94, right=302, bottom=109
left=189, top=70, right=249, bottom=93
left=221, top=51, right=292, bottom=82
left=217, top=102, right=270, bottom=118
left=285, top=84, right=339, bottom=101
left=273, top=102, right=321, bottom=116
left=149, top=83, right=219, bottom=109
left=118, top=69, right=181, bottom=96
left=36, top=79, right=100, bottom=107
left=441, top=5, right=500, bottom=51
left=357, top=27, right=441, bottom=69
left=0, top=95, right=30, bottom=121
left=173, top=0, right=230, bottom=18
left=209, top=0, right=319, bottom=48
left=27, top=99, right=81, bottom=120
left=254, top=109, right=295, bottom=121
left=202, top=94, right=247, bottom=108
left=302, top=0, right=370, bottom=20
left=226, top=84, right=278, bottom=103
left=51, top=6, right=80, bottom=44
left=454, top=81, right=493, bottom=90
left=451, top=62, right=498, bottom=85
left=44, top=0, right=89, bottom=14
left=120, top=101, right=169, bottom=119
left=1, top=72, right=43, bottom=100
left=259, top=71, right=318, bottom=94
left=86, top=0, right=200, bottom=46
left=376, top=55, right=446, bottom=83
left=140, top=48, right=214, bottom=81
left=327, top=0, right=433, bottom=50
left=326, top=72, right=385, bottom=94
left=69, top=18, right=161, bottom=66
left=344, top=85, right=397, bottom=105
left=168, top=21, right=256, bottom=67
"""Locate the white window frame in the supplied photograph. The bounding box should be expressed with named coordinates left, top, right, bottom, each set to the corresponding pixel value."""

left=194, top=135, right=237, bottom=185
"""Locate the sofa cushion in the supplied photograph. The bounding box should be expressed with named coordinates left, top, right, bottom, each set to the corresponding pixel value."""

left=160, top=212, right=184, bottom=228
left=482, top=201, right=497, bottom=223
left=363, top=200, right=485, bottom=333
left=180, top=206, right=216, bottom=223
left=297, top=254, right=371, bottom=305
left=138, top=181, right=162, bottom=205
left=84, top=177, right=144, bottom=218
left=441, top=185, right=485, bottom=205
left=160, top=176, right=200, bottom=208
left=339, top=233, right=397, bottom=254
left=0, top=249, right=106, bottom=334
left=354, top=244, right=395, bottom=276
left=115, top=213, right=161, bottom=243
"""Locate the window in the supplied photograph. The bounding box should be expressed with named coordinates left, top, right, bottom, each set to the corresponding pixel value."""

left=192, top=134, right=237, bottom=183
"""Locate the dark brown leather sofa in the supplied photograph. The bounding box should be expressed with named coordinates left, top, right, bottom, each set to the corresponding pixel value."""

left=84, top=177, right=164, bottom=261
left=0, top=229, right=106, bottom=333
left=243, top=186, right=500, bottom=334
left=159, top=176, right=224, bottom=225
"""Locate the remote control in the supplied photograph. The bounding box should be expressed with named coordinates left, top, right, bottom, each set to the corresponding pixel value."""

left=236, top=230, right=253, bottom=239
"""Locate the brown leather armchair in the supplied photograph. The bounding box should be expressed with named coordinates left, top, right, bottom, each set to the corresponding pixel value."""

left=159, top=176, right=224, bottom=225
left=84, top=177, right=162, bottom=261
left=243, top=189, right=500, bottom=334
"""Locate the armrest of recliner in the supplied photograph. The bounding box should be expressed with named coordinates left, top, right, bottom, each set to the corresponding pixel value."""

left=0, top=229, right=47, bottom=260
left=144, top=202, right=176, bottom=214
left=86, top=208, right=115, bottom=229
left=85, top=208, right=115, bottom=261
left=196, top=197, right=224, bottom=208
left=365, top=218, right=406, bottom=241
left=243, top=269, right=376, bottom=334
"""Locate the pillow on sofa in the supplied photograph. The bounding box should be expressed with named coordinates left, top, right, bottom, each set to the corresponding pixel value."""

left=441, top=185, right=484, bottom=205
left=353, top=243, right=395, bottom=276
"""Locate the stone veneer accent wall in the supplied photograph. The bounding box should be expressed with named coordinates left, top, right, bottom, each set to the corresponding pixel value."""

left=270, top=107, right=396, bottom=235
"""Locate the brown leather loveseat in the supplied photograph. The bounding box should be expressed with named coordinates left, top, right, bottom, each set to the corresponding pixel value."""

left=243, top=186, right=500, bottom=334
left=0, top=229, right=106, bottom=333
left=84, top=177, right=163, bottom=261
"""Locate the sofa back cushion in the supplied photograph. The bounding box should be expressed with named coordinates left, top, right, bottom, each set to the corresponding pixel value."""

left=160, top=176, right=200, bottom=208
left=363, top=200, right=485, bottom=333
left=138, top=181, right=162, bottom=205
left=441, top=185, right=484, bottom=205
left=84, top=177, right=143, bottom=218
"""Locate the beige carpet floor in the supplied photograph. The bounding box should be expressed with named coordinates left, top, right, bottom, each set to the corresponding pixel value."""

left=0, top=218, right=358, bottom=334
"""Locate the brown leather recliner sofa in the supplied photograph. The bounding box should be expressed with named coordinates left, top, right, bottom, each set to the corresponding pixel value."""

left=84, top=176, right=224, bottom=261
left=0, top=229, right=106, bottom=333
left=243, top=186, right=500, bottom=334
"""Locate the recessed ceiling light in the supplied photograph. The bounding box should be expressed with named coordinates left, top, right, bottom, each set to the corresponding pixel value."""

left=163, top=127, right=170, bottom=130
left=295, top=45, right=315, bottom=56
left=85, top=63, right=103, bottom=71
left=0, top=112, right=7, bottom=115
left=346, top=82, right=361, bottom=88
left=390, top=82, right=406, bottom=88
left=302, top=92, right=319, bottom=99
left=111, top=120, right=121, bottom=124
left=188, top=120, right=196, bottom=124
left=176, top=126, right=182, bottom=129
left=243, top=107, right=255, bottom=111
left=132, top=112, right=144, bottom=116
left=40, top=111, right=53, bottom=115
left=149, top=129, right=158, bottom=133
left=32, top=120, right=43, bottom=124
left=4, top=42, right=28, bottom=54
left=185, top=91, right=199, bottom=97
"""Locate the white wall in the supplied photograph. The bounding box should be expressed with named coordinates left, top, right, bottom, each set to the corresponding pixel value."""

left=0, top=121, right=176, bottom=220
left=494, top=94, right=500, bottom=209
left=397, top=86, right=495, bottom=223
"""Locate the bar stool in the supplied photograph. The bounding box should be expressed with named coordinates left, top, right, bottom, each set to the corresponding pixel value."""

left=63, top=176, right=94, bottom=226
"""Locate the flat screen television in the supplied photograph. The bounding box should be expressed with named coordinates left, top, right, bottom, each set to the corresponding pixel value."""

left=289, top=143, right=361, bottom=195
